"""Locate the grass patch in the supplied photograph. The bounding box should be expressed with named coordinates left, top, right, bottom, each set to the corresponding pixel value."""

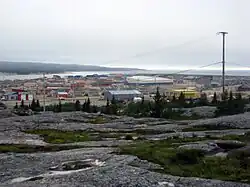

left=182, top=124, right=238, bottom=132
left=119, top=137, right=250, bottom=184
left=24, top=129, right=92, bottom=144
left=88, top=116, right=109, bottom=124
left=0, top=144, right=84, bottom=153
left=221, top=132, right=250, bottom=142
left=133, top=129, right=175, bottom=135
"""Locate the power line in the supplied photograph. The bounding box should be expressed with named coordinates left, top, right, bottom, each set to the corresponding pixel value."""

left=168, top=61, right=221, bottom=75
left=226, top=62, right=250, bottom=69
left=101, top=36, right=213, bottom=65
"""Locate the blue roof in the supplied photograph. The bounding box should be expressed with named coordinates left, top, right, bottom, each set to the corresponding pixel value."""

left=4, top=92, right=18, bottom=95
left=108, top=90, right=141, bottom=95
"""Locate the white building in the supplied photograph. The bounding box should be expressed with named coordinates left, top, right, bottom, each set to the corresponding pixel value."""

left=126, top=76, right=173, bottom=85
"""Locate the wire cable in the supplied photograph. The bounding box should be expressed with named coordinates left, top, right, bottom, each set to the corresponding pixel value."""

left=102, top=36, right=213, bottom=65
left=226, top=62, right=250, bottom=69
left=167, top=61, right=222, bottom=75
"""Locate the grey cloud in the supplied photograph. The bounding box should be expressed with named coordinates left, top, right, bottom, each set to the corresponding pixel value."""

left=0, top=0, right=249, bottom=69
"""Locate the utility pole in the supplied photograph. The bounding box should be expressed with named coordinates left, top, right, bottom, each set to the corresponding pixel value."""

left=217, top=31, right=228, bottom=93
left=43, top=73, right=46, bottom=112
left=72, top=77, right=75, bottom=102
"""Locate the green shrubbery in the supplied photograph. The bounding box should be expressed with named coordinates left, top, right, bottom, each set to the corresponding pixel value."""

left=119, top=136, right=250, bottom=183
left=25, top=129, right=91, bottom=144
left=18, top=89, right=248, bottom=120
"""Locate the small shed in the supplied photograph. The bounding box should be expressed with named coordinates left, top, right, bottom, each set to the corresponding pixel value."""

left=104, top=90, right=142, bottom=101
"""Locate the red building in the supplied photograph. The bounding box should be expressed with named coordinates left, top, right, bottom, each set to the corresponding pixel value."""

left=17, top=93, right=33, bottom=101
left=56, top=92, right=68, bottom=99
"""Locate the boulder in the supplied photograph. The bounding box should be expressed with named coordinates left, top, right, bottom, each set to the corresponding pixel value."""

left=228, top=146, right=250, bottom=158
left=178, top=142, right=222, bottom=154
left=215, top=140, right=246, bottom=151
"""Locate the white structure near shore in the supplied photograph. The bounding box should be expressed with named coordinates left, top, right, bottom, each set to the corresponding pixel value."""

left=126, top=76, right=173, bottom=85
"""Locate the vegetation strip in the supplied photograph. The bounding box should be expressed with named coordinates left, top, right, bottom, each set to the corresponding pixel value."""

left=0, top=144, right=84, bottom=153
left=118, top=135, right=250, bottom=184
left=24, top=129, right=92, bottom=144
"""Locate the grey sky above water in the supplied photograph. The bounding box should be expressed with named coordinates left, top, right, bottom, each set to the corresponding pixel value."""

left=0, top=0, right=249, bottom=70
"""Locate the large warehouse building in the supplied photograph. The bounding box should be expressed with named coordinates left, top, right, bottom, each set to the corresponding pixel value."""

left=125, top=76, right=173, bottom=86
left=104, top=90, right=142, bottom=101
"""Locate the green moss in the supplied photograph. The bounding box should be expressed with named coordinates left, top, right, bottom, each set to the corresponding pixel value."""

left=24, top=129, right=91, bottom=144
left=132, top=129, right=175, bottom=135
left=119, top=137, right=250, bottom=184
left=221, top=132, right=250, bottom=142
left=88, top=117, right=109, bottom=124
left=0, top=144, right=83, bottom=153
left=182, top=124, right=238, bottom=132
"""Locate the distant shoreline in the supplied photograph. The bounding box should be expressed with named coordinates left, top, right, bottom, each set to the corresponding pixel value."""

left=0, top=61, right=142, bottom=75
left=1, top=69, right=250, bottom=81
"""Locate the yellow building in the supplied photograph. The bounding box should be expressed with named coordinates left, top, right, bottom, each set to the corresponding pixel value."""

left=167, top=89, right=200, bottom=99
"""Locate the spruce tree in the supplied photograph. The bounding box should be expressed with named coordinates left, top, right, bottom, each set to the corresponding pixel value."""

left=58, top=100, right=62, bottom=112
left=86, top=97, right=91, bottom=112
left=14, top=102, right=18, bottom=109
left=106, top=99, right=110, bottom=114
left=211, top=92, right=218, bottom=105
left=235, top=92, right=244, bottom=114
left=75, top=100, right=81, bottom=111
left=200, top=93, right=208, bottom=106
left=30, top=99, right=36, bottom=111
left=229, top=91, right=233, bottom=101
left=36, top=99, right=40, bottom=108
left=110, top=96, right=118, bottom=115
left=236, top=92, right=242, bottom=100
left=141, top=96, right=144, bottom=105
left=178, top=92, right=185, bottom=107
left=221, top=90, right=228, bottom=101
left=21, top=99, right=24, bottom=108
left=82, top=100, right=86, bottom=112
left=111, top=95, right=116, bottom=105
left=92, top=105, right=98, bottom=113
left=228, top=91, right=234, bottom=114
left=153, top=87, right=162, bottom=118
left=172, top=94, right=176, bottom=102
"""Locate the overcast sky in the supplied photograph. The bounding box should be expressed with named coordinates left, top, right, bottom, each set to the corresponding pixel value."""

left=0, top=0, right=249, bottom=70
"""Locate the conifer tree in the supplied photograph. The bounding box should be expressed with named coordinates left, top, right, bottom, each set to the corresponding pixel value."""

left=36, top=99, right=40, bottom=108
left=30, top=99, right=36, bottom=111
left=14, top=102, right=18, bottom=109
left=75, top=100, right=81, bottom=111
left=82, top=100, right=86, bottom=112
left=211, top=92, right=218, bottom=104
left=58, top=100, right=62, bottom=112
left=153, top=87, right=162, bottom=118
left=21, top=99, right=24, bottom=108
left=178, top=92, right=185, bottom=106
left=86, top=97, right=91, bottom=112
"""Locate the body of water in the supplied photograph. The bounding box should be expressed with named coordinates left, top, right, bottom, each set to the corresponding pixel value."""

left=0, top=70, right=250, bottom=81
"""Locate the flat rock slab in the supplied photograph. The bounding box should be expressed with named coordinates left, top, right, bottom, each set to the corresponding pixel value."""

left=1, top=148, right=250, bottom=187
left=190, top=112, right=250, bottom=129
left=178, top=143, right=221, bottom=154
left=0, top=130, right=47, bottom=145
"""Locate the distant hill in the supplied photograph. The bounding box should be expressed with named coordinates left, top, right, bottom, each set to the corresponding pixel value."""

left=0, top=61, right=141, bottom=74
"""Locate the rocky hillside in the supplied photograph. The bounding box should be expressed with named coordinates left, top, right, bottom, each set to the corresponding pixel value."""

left=1, top=112, right=250, bottom=186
